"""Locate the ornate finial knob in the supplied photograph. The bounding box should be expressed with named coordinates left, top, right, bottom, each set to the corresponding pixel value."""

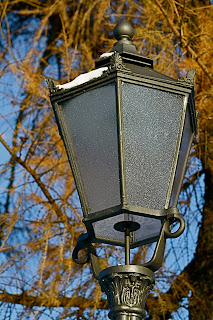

left=111, top=18, right=139, bottom=55
left=113, top=18, right=134, bottom=41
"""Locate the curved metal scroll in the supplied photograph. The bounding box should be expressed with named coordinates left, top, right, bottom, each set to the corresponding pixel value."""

left=142, top=208, right=185, bottom=272
left=72, top=233, right=101, bottom=279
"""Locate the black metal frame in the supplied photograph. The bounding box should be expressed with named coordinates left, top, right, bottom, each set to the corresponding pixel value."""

left=48, top=52, right=196, bottom=248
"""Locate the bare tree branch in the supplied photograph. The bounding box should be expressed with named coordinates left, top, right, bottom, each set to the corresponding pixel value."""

left=154, top=0, right=213, bottom=83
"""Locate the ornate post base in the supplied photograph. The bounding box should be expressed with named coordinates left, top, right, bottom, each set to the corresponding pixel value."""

left=99, top=265, right=155, bottom=320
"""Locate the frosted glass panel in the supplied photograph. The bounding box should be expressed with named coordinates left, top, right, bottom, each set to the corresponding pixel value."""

left=93, top=213, right=161, bottom=246
left=61, top=83, right=121, bottom=213
left=122, top=82, right=184, bottom=210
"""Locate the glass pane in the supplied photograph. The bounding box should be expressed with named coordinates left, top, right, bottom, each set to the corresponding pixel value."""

left=93, top=213, right=161, bottom=246
left=133, top=215, right=161, bottom=245
left=122, top=82, right=184, bottom=210
left=61, top=83, right=121, bottom=214
left=170, top=108, right=193, bottom=206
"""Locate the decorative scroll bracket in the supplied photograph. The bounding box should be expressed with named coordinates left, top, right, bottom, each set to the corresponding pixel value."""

left=46, top=78, right=62, bottom=94
left=142, top=207, right=185, bottom=272
left=108, top=52, right=132, bottom=73
left=178, top=69, right=196, bottom=85
left=72, top=233, right=101, bottom=279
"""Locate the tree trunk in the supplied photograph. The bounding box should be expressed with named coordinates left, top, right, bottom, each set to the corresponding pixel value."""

left=188, top=168, right=213, bottom=319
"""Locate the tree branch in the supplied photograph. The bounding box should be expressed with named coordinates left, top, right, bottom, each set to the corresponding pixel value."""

left=0, top=290, right=108, bottom=309
left=0, top=134, right=72, bottom=231
left=154, top=0, right=213, bottom=83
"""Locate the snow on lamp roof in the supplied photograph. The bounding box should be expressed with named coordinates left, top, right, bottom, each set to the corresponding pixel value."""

left=56, top=66, right=108, bottom=90
left=99, top=52, right=114, bottom=60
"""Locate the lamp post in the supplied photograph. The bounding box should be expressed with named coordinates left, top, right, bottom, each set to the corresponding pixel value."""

left=47, top=19, right=196, bottom=320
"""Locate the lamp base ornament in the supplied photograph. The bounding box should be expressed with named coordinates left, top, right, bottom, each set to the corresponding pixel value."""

left=99, top=265, right=155, bottom=320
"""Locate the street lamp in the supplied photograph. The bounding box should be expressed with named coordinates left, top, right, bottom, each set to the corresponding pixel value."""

left=47, top=19, right=196, bottom=320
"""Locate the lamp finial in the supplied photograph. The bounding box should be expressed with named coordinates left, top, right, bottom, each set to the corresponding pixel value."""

left=112, top=18, right=138, bottom=54
left=113, top=18, right=134, bottom=41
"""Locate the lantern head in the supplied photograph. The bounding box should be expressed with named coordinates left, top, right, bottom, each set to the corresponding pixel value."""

left=47, top=19, right=196, bottom=248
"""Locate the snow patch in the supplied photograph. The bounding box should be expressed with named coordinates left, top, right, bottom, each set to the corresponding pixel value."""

left=99, top=52, right=114, bottom=60
left=56, top=67, right=108, bottom=90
